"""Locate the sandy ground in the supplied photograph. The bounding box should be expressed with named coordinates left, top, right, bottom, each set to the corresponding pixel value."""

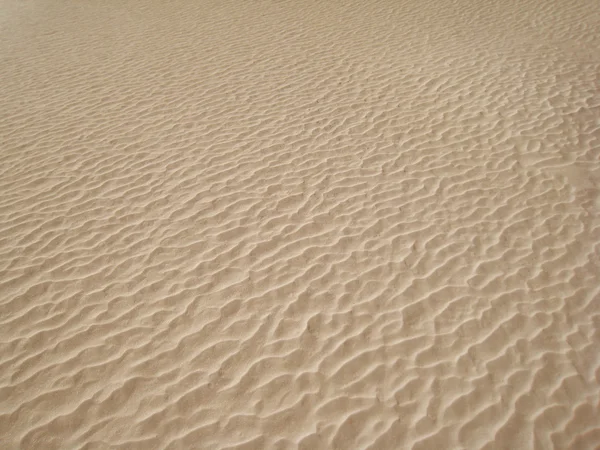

left=1, top=0, right=599, bottom=448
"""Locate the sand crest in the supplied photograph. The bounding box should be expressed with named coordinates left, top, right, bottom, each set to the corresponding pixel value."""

left=1, top=0, right=599, bottom=449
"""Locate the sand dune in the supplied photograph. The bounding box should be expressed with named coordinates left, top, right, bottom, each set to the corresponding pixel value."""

left=1, top=0, right=599, bottom=448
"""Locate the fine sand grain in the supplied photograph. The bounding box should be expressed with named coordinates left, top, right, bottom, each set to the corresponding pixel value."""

left=1, top=0, right=600, bottom=449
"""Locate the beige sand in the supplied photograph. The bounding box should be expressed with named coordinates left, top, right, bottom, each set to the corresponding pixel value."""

left=1, top=0, right=599, bottom=448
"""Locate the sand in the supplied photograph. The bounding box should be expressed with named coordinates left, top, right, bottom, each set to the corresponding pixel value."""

left=1, top=0, right=599, bottom=448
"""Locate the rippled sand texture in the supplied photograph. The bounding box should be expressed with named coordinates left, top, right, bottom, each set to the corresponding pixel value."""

left=1, top=0, right=600, bottom=448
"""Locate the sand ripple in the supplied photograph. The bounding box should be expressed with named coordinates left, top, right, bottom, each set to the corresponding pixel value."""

left=1, top=0, right=599, bottom=448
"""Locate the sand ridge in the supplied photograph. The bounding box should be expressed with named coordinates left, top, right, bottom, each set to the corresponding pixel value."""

left=1, top=0, right=599, bottom=449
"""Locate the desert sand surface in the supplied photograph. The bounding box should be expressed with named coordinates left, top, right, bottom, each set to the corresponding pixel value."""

left=1, top=0, right=600, bottom=448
